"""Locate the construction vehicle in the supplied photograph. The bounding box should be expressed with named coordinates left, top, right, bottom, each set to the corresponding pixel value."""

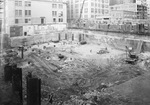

left=97, top=48, right=109, bottom=54
left=125, top=46, right=139, bottom=64
left=73, top=0, right=86, bottom=27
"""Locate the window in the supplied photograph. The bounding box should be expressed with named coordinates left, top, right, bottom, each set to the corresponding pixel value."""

left=102, top=9, right=104, bottom=14
left=84, top=8, right=88, bottom=13
left=19, top=1, right=22, bottom=6
left=76, top=9, right=78, bottom=13
left=84, top=15, right=88, bottom=18
left=15, top=19, right=19, bottom=24
left=59, top=11, right=63, bottom=17
left=25, top=10, right=27, bottom=16
left=25, top=19, right=28, bottom=23
left=15, top=10, right=18, bottom=16
left=91, top=2, right=94, bottom=6
left=15, top=1, right=18, bottom=6
left=25, top=1, right=31, bottom=7
left=29, top=10, right=31, bottom=16
left=91, top=8, right=94, bottom=13
left=52, top=11, right=57, bottom=16
left=19, top=10, right=22, bottom=16
left=98, top=9, right=101, bottom=13
left=75, top=4, right=78, bottom=8
left=15, top=10, right=22, bottom=16
left=84, top=2, right=88, bottom=7
left=25, top=10, right=31, bottom=16
left=95, top=3, right=97, bottom=7
left=15, top=1, right=22, bottom=6
left=59, top=4, right=63, bottom=9
left=52, top=4, right=57, bottom=8
left=95, top=9, right=97, bottom=13
left=53, top=18, right=56, bottom=22
left=59, top=18, right=63, bottom=22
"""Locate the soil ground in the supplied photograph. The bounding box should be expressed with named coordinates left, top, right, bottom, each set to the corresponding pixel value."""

left=1, top=32, right=150, bottom=105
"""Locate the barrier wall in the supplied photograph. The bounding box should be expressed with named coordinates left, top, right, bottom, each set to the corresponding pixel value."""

left=88, top=34, right=150, bottom=53
left=10, top=24, right=67, bottom=37
left=69, top=23, right=150, bottom=35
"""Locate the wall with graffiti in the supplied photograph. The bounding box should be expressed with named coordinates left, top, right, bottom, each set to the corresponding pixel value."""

left=10, top=24, right=67, bottom=37
left=68, top=23, right=150, bottom=35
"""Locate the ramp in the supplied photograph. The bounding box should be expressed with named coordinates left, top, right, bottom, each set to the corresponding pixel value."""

left=135, top=40, right=143, bottom=54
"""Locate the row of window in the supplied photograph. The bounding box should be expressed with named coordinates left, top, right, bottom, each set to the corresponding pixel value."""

left=15, top=10, right=31, bottom=17
left=15, top=1, right=63, bottom=8
left=15, top=18, right=63, bottom=24
left=75, top=8, right=109, bottom=14
left=52, top=11, right=63, bottom=17
left=75, top=3, right=108, bottom=8
left=52, top=4, right=63, bottom=8
left=15, top=18, right=31, bottom=24
left=15, top=1, right=31, bottom=7
left=53, top=18, right=63, bottom=22
left=91, top=8, right=109, bottom=14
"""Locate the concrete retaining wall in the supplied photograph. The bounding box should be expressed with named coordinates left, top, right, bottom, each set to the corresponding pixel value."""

left=91, top=34, right=150, bottom=53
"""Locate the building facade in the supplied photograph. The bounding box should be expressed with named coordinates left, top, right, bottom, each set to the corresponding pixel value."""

left=110, top=2, right=148, bottom=20
left=67, top=0, right=110, bottom=23
left=2, top=0, right=67, bottom=34
left=110, top=10, right=136, bottom=24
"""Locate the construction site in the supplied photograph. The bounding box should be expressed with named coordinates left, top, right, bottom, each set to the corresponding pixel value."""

left=1, top=28, right=150, bottom=105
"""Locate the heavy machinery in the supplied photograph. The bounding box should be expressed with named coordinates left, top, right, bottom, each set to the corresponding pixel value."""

left=73, top=0, right=86, bottom=27
left=125, top=46, right=139, bottom=64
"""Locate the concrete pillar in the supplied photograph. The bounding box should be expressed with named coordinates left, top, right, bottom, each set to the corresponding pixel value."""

left=27, top=77, right=41, bottom=105
left=12, top=67, right=23, bottom=105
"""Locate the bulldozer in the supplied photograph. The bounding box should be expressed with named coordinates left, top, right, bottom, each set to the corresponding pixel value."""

left=125, top=46, right=139, bottom=64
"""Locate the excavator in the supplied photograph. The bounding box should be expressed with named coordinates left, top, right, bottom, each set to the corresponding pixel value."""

left=125, top=46, right=139, bottom=64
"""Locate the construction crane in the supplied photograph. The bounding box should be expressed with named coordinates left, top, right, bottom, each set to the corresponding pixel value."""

left=76, top=0, right=86, bottom=27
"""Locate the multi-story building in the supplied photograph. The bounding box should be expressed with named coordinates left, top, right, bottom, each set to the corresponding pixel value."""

left=1, top=0, right=67, bottom=34
left=110, top=10, right=136, bottom=24
left=110, top=2, right=148, bottom=21
left=67, top=0, right=109, bottom=23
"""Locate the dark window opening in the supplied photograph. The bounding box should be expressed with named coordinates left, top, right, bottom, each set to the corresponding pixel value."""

left=24, top=32, right=27, bottom=36
left=41, top=18, right=44, bottom=24
left=15, top=19, right=19, bottom=24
